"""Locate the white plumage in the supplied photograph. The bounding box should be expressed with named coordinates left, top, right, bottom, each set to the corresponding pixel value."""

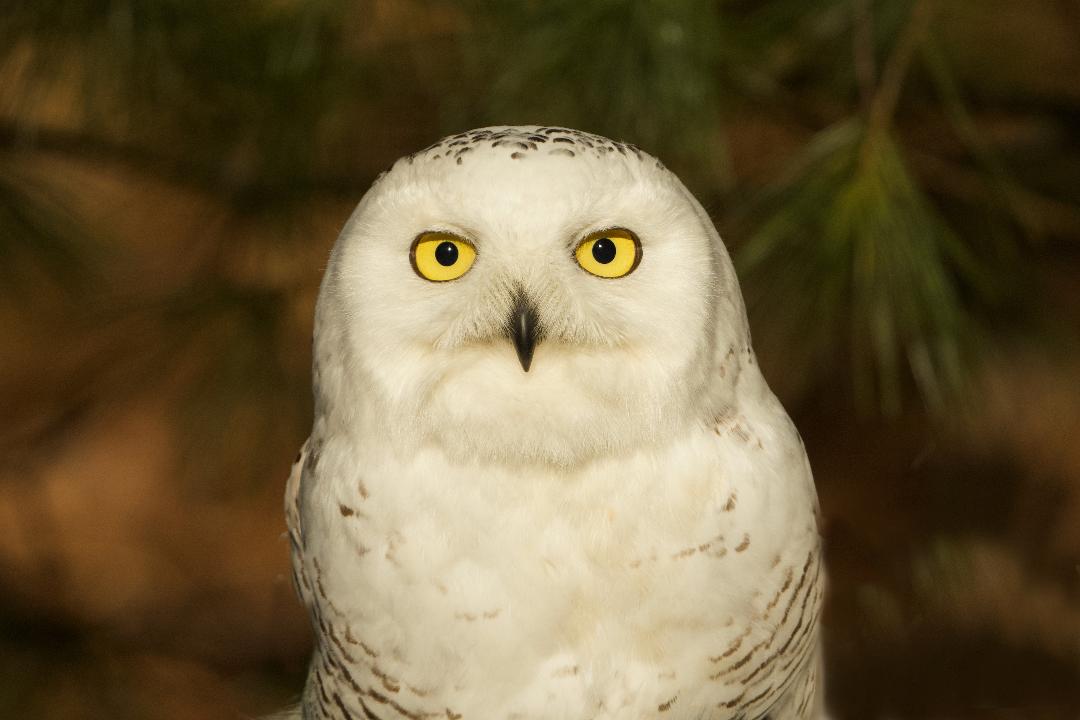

left=285, top=126, right=825, bottom=720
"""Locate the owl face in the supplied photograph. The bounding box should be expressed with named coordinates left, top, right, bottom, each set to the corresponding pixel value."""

left=320, top=127, right=739, bottom=466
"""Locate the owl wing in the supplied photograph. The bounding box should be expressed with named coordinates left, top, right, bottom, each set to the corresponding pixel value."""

left=285, top=437, right=315, bottom=612
left=762, top=644, right=828, bottom=720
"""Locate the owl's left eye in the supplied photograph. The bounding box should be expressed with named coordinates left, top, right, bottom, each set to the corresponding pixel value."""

left=410, top=232, right=476, bottom=282
left=574, top=228, right=641, bottom=278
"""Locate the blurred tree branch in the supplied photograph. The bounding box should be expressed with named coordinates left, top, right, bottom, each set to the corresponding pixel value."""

left=852, top=0, right=876, bottom=113
left=865, top=0, right=936, bottom=138
left=733, top=0, right=1059, bottom=415
left=0, top=121, right=370, bottom=202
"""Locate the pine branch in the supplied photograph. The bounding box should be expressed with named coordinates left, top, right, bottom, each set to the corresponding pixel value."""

left=0, top=120, right=370, bottom=202
left=866, top=0, right=938, bottom=136
left=913, top=149, right=1080, bottom=240
left=852, top=0, right=877, bottom=113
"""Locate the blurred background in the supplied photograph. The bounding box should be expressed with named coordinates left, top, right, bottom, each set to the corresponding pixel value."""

left=2, top=0, right=1079, bottom=717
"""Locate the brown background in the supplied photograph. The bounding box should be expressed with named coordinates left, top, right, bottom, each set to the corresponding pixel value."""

left=2, top=1, right=1079, bottom=718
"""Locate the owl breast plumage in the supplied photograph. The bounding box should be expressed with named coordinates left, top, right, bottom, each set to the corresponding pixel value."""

left=285, top=126, right=825, bottom=720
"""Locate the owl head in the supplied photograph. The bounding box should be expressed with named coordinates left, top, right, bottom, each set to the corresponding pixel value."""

left=314, top=126, right=754, bottom=467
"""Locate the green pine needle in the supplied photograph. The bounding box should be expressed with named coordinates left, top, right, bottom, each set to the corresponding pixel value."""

left=738, top=118, right=993, bottom=416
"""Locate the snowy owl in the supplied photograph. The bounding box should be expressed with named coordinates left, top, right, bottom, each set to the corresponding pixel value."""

left=284, top=126, right=825, bottom=720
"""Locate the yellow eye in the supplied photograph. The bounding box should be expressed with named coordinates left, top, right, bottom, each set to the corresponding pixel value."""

left=574, top=228, right=641, bottom=279
left=410, top=232, right=476, bottom=282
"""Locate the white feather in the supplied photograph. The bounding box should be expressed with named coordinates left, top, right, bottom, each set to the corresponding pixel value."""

left=285, top=127, right=826, bottom=720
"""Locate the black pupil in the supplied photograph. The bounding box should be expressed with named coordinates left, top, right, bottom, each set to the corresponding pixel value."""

left=592, top=238, right=617, bottom=264
left=434, top=241, right=458, bottom=266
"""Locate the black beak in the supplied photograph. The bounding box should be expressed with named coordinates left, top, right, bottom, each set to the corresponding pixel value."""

left=508, top=292, right=540, bottom=372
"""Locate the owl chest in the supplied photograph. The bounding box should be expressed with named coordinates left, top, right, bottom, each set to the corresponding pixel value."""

left=305, top=439, right=821, bottom=719
left=315, top=442, right=797, bottom=646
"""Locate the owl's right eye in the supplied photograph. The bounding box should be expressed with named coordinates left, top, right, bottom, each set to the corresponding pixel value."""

left=410, top=232, right=476, bottom=282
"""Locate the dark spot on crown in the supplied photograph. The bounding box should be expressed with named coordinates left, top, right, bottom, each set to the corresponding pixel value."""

left=398, top=127, right=655, bottom=170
